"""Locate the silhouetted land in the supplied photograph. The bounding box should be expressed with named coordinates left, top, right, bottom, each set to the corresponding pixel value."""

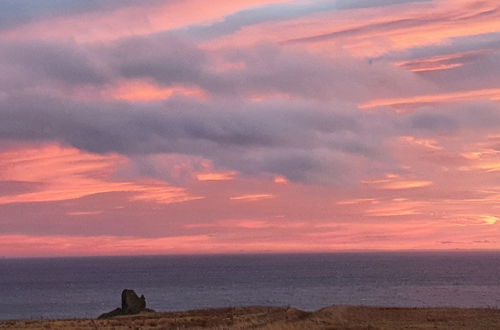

left=1, top=305, right=500, bottom=329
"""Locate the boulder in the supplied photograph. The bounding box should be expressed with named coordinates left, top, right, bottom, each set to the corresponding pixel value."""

left=98, top=289, right=153, bottom=319
left=122, top=289, right=146, bottom=314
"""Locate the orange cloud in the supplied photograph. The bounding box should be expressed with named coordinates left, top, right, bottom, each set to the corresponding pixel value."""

left=0, top=144, right=200, bottom=204
left=336, top=198, right=379, bottom=205
left=107, top=80, right=208, bottom=102
left=273, top=176, right=288, bottom=184
left=365, top=200, right=424, bottom=217
left=185, top=218, right=306, bottom=230
left=2, top=204, right=500, bottom=257
left=481, top=215, right=498, bottom=225
left=196, top=171, right=237, bottom=181
left=0, top=0, right=289, bottom=43
left=380, top=180, right=433, bottom=190
left=359, top=88, right=500, bottom=111
left=363, top=174, right=432, bottom=190
left=289, top=1, right=500, bottom=55
left=66, top=211, right=103, bottom=216
left=248, top=91, right=295, bottom=102
left=229, top=193, right=275, bottom=201
left=457, top=141, right=500, bottom=172
left=395, top=50, right=495, bottom=72
left=476, top=162, right=500, bottom=172
left=0, top=234, right=213, bottom=257
left=400, top=136, right=443, bottom=150
left=208, top=0, right=500, bottom=57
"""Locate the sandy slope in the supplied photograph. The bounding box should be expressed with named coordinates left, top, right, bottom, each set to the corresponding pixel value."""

left=1, top=305, right=500, bottom=329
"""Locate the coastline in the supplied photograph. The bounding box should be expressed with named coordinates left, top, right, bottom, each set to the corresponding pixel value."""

left=1, top=305, right=499, bottom=329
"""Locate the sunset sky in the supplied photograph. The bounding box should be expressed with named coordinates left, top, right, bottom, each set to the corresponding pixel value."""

left=1, top=0, right=499, bottom=257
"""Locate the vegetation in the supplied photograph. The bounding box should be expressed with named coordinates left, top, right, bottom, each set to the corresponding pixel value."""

left=1, top=305, right=499, bottom=329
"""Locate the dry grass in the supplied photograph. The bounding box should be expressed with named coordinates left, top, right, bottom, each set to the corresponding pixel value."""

left=1, top=305, right=499, bottom=329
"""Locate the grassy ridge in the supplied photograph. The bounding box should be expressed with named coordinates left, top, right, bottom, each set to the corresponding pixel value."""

left=1, top=305, right=500, bottom=329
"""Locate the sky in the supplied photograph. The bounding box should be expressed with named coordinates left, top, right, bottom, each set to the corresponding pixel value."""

left=0, top=0, right=499, bottom=257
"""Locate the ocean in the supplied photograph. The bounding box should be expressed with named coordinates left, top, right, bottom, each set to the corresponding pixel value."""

left=0, top=252, right=499, bottom=320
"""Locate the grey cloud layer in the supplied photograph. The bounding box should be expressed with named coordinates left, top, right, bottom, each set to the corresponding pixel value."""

left=0, top=34, right=416, bottom=184
left=2, top=89, right=497, bottom=184
left=1, top=31, right=499, bottom=185
left=0, top=92, right=389, bottom=184
left=0, top=41, right=106, bottom=85
left=1, top=35, right=428, bottom=101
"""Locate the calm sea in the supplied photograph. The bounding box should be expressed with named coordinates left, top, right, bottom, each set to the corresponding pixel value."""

left=0, top=252, right=499, bottom=320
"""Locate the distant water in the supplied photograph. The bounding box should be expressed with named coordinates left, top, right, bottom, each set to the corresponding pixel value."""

left=1, top=252, right=499, bottom=320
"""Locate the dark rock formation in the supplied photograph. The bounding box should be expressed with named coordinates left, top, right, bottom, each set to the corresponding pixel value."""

left=97, top=307, right=124, bottom=319
left=98, top=289, right=154, bottom=319
left=122, top=289, right=146, bottom=314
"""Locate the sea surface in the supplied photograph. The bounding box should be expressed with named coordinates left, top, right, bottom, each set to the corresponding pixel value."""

left=0, top=252, right=499, bottom=320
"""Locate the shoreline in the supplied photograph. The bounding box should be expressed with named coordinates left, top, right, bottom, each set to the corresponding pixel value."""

left=1, top=305, right=499, bottom=329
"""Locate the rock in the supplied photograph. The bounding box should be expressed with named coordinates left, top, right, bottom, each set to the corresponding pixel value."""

left=98, top=289, right=153, bottom=319
left=122, top=289, right=146, bottom=314
left=97, top=307, right=125, bottom=319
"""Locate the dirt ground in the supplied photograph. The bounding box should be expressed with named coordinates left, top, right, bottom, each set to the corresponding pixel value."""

left=1, top=305, right=499, bottom=329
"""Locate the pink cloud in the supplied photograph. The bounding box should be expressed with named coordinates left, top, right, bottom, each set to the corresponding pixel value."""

left=394, top=49, right=496, bottom=72
left=230, top=194, right=275, bottom=202
left=0, top=144, right=200, bottom=204
left=204, top=0, right=500, bottom=59
left=359, top=88, right=500, bottom=111
left=106, top=80, right=208, bottom=102
left=0, top=0, right=289, bottom=43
